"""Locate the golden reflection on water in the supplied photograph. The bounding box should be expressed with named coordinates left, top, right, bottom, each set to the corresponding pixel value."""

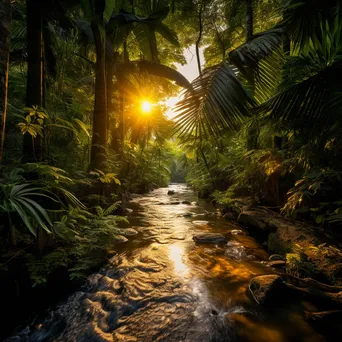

left=168, top=244, right=189, bottom=278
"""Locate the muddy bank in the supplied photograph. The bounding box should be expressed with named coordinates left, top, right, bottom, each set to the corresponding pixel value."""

left=224, top=198, right=342, bottom=285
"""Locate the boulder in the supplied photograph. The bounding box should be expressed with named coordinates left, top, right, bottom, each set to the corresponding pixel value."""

left=269, top=254, right=284, bottom=261
left=225, top=241, right=247, bottom=260
left=182, top=200, right=191, bottom=205
left=223, top=212, right=235, bottom=220
left=193, top=233, right=228, bottom=244
left=167, top=190, right=175, bottom=195
left=171, top=201, right=180, bottom=205
left=249, top=275, right=287, bottom=306
left=238, top=211, right=270, bottom=235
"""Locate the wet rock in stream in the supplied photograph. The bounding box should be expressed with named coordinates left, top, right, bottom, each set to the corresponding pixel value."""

left=268, top=260, right=286, bottom=268
left=231, top=229, right=245, bottom=235
left=119, top=228, right=138, bottom=236
left=269, top=254, right=284, bottom=261
left=192, top=220, right=209, bottom=226
left=113, top=235, right=129, bottom=243
left=249, top=275, right=287, bottom=306
left=193, top=233, right=228, bottom=244
left=225, top=241, right=248, bottom=260
left=183, top=212, right=193, bottom=217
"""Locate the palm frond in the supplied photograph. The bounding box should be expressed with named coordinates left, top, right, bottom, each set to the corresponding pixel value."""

left=133, top=23, right=159, bottom=62
left=0, top=184, right=54, bottom=236
left=119, top=60, right=191, bottom=88
left=283, top=0, right=342, bottom=49
left=229, top=25, right=285, bottom=71
left=154, top=22, right=179, bottom=47
left=174, top=62, right=253, bottom=142
left=261, top=61, right=342, bottom=135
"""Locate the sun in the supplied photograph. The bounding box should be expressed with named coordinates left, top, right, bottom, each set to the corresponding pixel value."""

left=141, top=100, right=152, bottom=113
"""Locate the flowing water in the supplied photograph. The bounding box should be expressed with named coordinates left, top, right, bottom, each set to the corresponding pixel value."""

left=8, top=184, right=331, bottom=341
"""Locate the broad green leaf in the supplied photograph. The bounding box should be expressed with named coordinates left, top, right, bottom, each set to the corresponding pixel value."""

left=80, top=0, right=94, bottom=22
left=10, top=200, right=37, bottom=236
left=104, top=0, right=116, bottom=23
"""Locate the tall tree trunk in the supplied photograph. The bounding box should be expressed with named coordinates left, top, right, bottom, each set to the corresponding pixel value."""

left=0, top=0, right=11, bottom=163
left=245, top=0, right=258, bottom=150
left=245, top=0, right=253, bottom=42
left=24, top=0, right=44, bottom=162
left=117, top=40, right=129, bottom=152
left=90, top=22, right=107, bottom=170
left=107, top=52, right=120, bottom=154
left=195, top=0, right=204, bottom=75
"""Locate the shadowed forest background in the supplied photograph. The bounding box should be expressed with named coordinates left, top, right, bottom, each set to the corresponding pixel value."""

left=1, top=0, right=342, bottom=340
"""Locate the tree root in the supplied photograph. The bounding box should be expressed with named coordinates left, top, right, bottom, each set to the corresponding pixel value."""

left=284, top=282, right=342, bottom=306
left=304, top=310, right=342, bottom=320
left=277, top=272, right=342, bottom=293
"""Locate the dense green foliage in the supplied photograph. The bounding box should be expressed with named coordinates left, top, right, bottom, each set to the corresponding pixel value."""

left=175, top=0, right=342, bottom=233
left=1, top=0, right=342, bottom=299
left=0, top=0, right=197, bottom=287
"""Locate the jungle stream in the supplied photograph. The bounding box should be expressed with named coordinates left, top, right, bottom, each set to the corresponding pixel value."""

left=7, top=184, right=335, bottom=342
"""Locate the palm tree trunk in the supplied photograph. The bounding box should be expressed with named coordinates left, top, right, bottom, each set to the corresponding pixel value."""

left=90, top=22, right=107, bottom=170
left=117, top=40, right=129, bottom=151
left=24, top=0, right=44, bottom=162
left=0, top=0, right=11, bottom=163
left=245, top=0, right=258, bottom=150
left=195, top=0, right=204, bottom=75
left=106, top=56, right=114, bottom=138
left=245, top=0, right=253, bottom=42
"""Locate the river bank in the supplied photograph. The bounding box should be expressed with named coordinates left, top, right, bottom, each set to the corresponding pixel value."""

left=223, top=197, right=342, bottom=286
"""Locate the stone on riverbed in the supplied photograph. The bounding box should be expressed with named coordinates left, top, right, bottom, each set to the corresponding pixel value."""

left=193, top=233, right=228, bottom=244
left=113, top=235, right=129, bottom=243
left=167, top=190, right=175, bottom=195
left=183, top=212, right=193, bottom=217
left=119, top=228, right=138, bottom=236
left=268, top=260, right=286, bottom=268
left=223, top=212, right=235, bottom=220
left=231, top=229, right=245, bottom=235
left=192, top=220, right=209, bottom=226
left=182, top=200, right=191, bottom=205
left=249, top=275, right=287, bottom=306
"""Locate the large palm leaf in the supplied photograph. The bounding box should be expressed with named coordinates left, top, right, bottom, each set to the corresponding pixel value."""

left=262, top=61, right=342, bottom=135
left=229, top=25, right=285, bottom=74
left=173, top=23, right=286, bottom=142
left=174, top=62, right=254, bottom=142
left=283, top=0, right=342, bottom=49
left=118, top=60, right=191, bottom=88
left=229, top=25, right=285, bottom=103
left=0, top=183, right=54, bottom=236
left=260, top=14, right=342, bottom=135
